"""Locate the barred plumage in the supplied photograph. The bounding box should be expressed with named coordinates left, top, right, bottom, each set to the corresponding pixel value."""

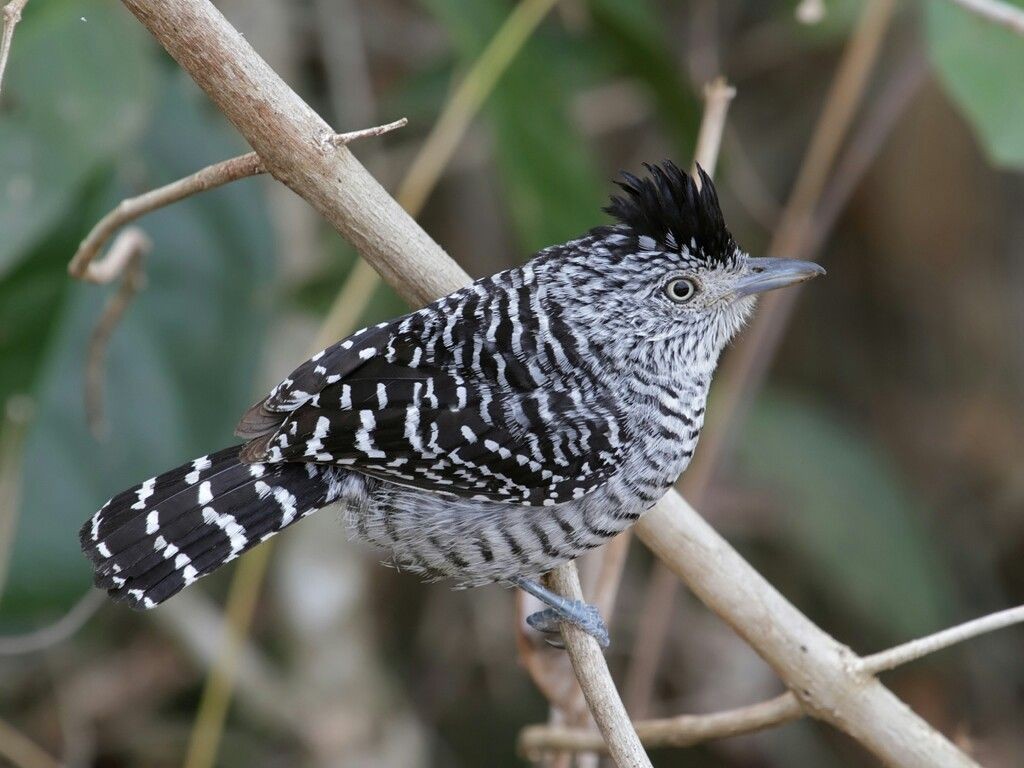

left=80, top=162, right=823, bottom=624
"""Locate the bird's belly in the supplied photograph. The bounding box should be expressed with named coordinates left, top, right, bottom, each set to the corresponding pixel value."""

left=332, top=474, right=647, bottom=586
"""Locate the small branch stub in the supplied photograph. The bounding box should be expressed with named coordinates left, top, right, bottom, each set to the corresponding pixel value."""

left=0, top=0, right=29, bottom=100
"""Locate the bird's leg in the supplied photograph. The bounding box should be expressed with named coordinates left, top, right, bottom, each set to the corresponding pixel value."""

left=512, top=575, right=610, bottom=649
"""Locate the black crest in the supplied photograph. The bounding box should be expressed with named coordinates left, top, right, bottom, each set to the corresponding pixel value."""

left=604, top=161, right=737, bottom=266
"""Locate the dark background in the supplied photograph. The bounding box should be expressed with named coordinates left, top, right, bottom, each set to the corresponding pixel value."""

left=1, top=0, right=1022, bottom=765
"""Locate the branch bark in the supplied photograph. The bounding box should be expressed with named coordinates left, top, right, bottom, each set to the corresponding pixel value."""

left=545, top=566, right=652, bottom=768
left=635, top=492, right=977, bottom=767
left=68, top=119, right=406, bottom=281
left=0, top=0, right=28, bottom=100
left=522, top=601, right=1024, bottom=754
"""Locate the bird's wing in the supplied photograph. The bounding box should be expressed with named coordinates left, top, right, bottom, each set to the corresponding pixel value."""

left=235, top=296, right=627, bottom=505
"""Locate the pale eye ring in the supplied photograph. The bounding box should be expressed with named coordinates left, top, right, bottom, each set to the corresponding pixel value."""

left=664, top=277, right=697, bottom=303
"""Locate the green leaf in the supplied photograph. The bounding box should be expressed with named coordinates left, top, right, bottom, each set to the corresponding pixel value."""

left=0, top=75, right=274, bottom=616
left=420, top=0, right=605, bottom=252
left=735, top=393, right=957, bottom=639
left=926, top=0, right=1024, bottom=167
left=0, top=1, right=157, bottom=276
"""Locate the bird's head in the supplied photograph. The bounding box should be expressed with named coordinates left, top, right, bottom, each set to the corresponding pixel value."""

left=543, top=161, right=824, bottom=374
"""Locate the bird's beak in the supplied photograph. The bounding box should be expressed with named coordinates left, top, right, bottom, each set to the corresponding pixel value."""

left=732, top=257, right=825, bottom=299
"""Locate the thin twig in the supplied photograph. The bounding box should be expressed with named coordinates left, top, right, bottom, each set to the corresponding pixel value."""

left=325, top=116, right=407, bottom=147
left=545, top=564, right=652, bottom=768
left=0, top=394, right=32, bottom=601
left=82, top=228, right=150, bottom=438
left=524, top=602, right=1024, bottom=754
left=521, top=692, right=802, bottom=755
left=69, top=153, right=263, bottom=281
left=0, top=715, right=59, bottom=768
left=626, top=0, right=897, bottom=717
left=690, top=77, right=735, bottom=178
left=0, top=590, right=105, bottom=655
left=67, top=119, right=406, bottom=281
left=944, top=0, right=1024, bottom=35
left=860, top=604, right=1024, bottom=675
left=0, top=0, right=28, bottom=101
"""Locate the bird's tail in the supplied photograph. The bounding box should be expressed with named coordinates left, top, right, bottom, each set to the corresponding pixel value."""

left=80, top=445, right=338, bottom=609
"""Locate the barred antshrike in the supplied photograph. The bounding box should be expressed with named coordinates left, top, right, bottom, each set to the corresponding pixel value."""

left=80, top=162, right=823, bottom=646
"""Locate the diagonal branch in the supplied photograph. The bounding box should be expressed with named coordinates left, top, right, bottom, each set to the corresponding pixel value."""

left=68, top=119, right=407, bottom=281
left=520, top=692, right=802, bottom=755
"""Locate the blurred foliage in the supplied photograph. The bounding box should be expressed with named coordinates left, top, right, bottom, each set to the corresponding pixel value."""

left=739, top=393, right=957, bottom=640
left=0, top=1, right=274, bottom=617
left=423, top=0, right=607, bottom=251
left=0, top=1, right=156, bottom=276
left=925, top=0, right=1024, bottom=167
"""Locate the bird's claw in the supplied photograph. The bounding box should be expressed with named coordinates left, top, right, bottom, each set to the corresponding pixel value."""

left=526, top=601, right=610, bottom=649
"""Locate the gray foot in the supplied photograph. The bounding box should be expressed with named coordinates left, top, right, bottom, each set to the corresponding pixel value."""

left=513, top=576, right=610, bottom=649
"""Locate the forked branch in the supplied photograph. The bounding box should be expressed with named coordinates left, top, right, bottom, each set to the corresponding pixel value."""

left=68, top=118, right=407, bottom=281
left=522, top=602, right=1024, bottom=754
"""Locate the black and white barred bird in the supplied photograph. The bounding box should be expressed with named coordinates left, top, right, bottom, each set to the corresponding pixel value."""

left=80, top=162, right=823, bottom=646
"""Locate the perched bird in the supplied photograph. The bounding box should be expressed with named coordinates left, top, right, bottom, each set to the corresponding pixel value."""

left=80, top=161, right=823, bottom=646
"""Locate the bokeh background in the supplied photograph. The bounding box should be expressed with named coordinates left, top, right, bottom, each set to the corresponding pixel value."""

left=1, top=0, right=1023, bottom=766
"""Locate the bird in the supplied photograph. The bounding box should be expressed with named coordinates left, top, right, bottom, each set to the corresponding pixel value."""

left=80, top=161, right=823, bottom=647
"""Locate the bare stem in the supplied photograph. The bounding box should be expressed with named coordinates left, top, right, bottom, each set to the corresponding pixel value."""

left=945, top=0, right=1024, bottom=35
left=0, top=0, right=28, bottom=100
left=68, top=119, right=406, bottom=281
left=545, top=565, right=652, bottom=768
left=520, top=692, right=802, bottom=755
left=524, top=602, right=1024, bottom=755
left=0, top=590, right=105, bottom=656
left=691, top=77, right=736, bottom=178
left=860, top=604, right=1024, bottom=675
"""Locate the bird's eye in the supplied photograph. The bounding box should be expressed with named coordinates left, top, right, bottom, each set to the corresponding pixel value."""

left=664, top=277, right=697, bottom=303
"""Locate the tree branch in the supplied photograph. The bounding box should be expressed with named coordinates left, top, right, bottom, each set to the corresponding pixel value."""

left=860, top=604, right=1024, bottom=675
left=635, top=492, right=977, bottom=767
left=67, top=119, right=406, bottom=281
left=523, top=601, right=1024, bottom=754
left=520, top=692, right=802, bottom=756
left=545, top=565, right=652, bottom=767
left=0, top=0, right=28, bottom=100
